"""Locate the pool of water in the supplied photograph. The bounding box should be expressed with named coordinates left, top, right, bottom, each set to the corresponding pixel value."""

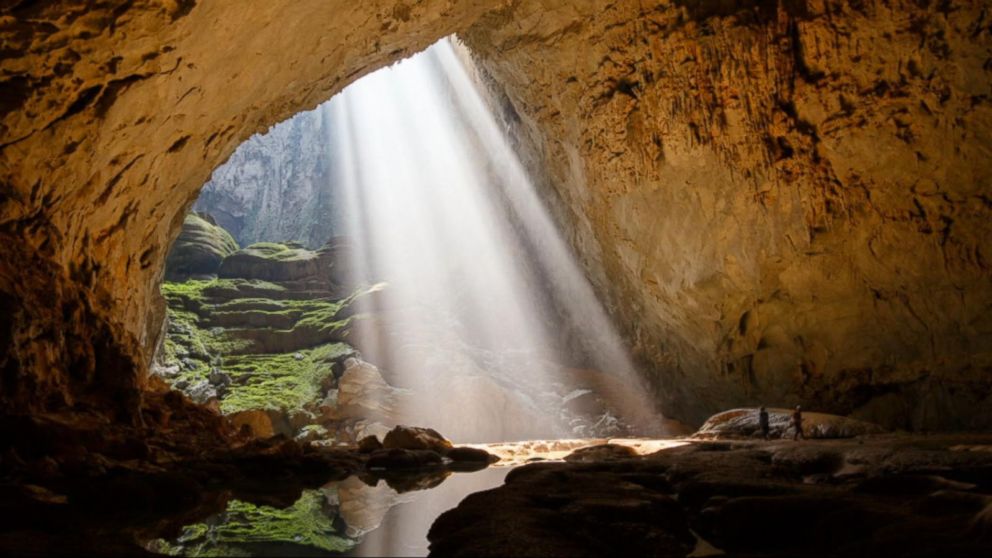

left=146, top=467, right=509, bottom=557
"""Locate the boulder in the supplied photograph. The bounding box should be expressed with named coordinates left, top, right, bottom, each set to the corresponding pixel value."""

left=218, top=242, right=329, bottom=282
left=382, top=425, right=453, bottom=453
left=446, top=446, right=498, bottom=463
left=695, top=408, right=886, bottom=439
left=357, top=435, right=383, bottom=454
left=564, top=443, right=638, bottom=462
left=164, top=212, right=239, bottom=279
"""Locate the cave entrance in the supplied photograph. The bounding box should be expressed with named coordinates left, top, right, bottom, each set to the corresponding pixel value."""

left=156, top=37, right=666, bottom=446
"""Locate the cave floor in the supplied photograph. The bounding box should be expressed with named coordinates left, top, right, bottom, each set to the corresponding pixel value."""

left=3, top=429, right=992, bottom=557
left=432, top=433, right=992, bottom=557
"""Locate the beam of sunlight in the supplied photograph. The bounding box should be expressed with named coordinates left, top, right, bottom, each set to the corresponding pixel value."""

left=327, top=37, right=668, bottom=443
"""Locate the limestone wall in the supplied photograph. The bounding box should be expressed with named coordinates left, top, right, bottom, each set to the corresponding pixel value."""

left=1, top=0, right=990, bottom=429
left=462, top=0, right=992, bottom=428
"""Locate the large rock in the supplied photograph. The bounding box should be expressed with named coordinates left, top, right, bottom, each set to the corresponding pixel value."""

left=164, top=213, right=239, bottom=279
left=331, top=359, right=411, bottom=422
left=218, top=242, right=328, bottom=283
left=696, top=408, right=886, bottom=439
left=382, top=426, right=453, bottom=454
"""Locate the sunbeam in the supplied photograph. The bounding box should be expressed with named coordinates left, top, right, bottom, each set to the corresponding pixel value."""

left=325, top=37, right=667, bottom=443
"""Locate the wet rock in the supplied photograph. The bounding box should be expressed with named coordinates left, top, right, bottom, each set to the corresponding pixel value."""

left=218, top=242, right=328, bottom=283
left=357, top=435, right=383, bottom=454
left=446, top=446, right=498, bottom=464
left=428, top=462, right=694, bottom=557
left=432, top=435, right=992, bottom=557
left=564, top=443, right=638, bottom=462
left=382, top=425, right=453, bottom=454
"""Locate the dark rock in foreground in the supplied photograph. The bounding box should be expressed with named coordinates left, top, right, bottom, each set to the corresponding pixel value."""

left=446, top=446, right=499, bottom=463
left=428, top=434, right=992, bottom=557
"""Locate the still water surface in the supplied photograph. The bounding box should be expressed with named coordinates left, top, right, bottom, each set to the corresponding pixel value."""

left=147, top=467, right=509, bottom=557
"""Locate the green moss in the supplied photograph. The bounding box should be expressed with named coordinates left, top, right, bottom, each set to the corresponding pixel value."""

left=219, top=342, right=353, bottom=414
left=239, top=242, right=316, bottom=262
left=149, top=490, right=356, bottom=556
left=164, top=214, right=239, bottom=278
left=158, top=280, right=368, bottom=414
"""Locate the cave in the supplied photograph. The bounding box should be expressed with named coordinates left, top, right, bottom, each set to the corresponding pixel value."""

left=2, top=1, right=992, bottom=556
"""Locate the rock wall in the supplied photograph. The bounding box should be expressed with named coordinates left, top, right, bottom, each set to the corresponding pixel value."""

left=0, top=0, right=502, bottom=419
left=1, top=0, right=990, bottom=430
left=195, top=108, right=342, bottom=248
left=461, top=0, right=992, bottom=429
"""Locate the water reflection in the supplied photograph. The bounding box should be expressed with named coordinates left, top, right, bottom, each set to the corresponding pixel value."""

left=149, top=468, right=508, bottom=557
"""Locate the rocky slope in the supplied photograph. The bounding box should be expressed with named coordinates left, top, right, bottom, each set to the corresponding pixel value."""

left=0, top=1, right=990, bottom=435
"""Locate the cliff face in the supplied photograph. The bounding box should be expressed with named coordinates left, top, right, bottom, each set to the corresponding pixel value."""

left=1, top=1, right=990, bottom=431
left=462, top=0, right=992, bottom=429
left=195, top=109, right=341, bottom=248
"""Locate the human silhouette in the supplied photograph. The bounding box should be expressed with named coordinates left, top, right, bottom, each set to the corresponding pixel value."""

left=791, top=405, right=805, bottom=440
left=758, top=406, right=770, bottom=439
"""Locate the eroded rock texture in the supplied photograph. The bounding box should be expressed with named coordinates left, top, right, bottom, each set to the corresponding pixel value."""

left=462, top=0, right=992, bottom=429
left=1, top=1, right=990, bottom=431
left=0, top=0, right=501, bottom=420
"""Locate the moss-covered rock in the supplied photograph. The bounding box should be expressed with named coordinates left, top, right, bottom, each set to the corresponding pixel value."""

left=157, top=230, right=378, bottom=443
left=149, top=490, right=357, bottom=556
left=218, top=241, right=331, bottom=283
left=164, top=213, right=239, bottom=279
left=219, top=343, right=354, bottom=415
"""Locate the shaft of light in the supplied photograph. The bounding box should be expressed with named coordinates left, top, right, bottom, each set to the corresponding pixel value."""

left=328, top=37, right=666, bottom=442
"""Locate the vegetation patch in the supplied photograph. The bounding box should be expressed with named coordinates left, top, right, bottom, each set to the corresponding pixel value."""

left=148, top=489, right=356, bottom=556
left=238, top=241, right=316, bottom=262
left=219, top=342, right=353, bottom=414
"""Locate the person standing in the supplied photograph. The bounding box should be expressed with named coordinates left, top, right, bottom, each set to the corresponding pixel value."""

left=758, top=406, right=770, bottom=439
left=791, top=405, right=805, bottom=440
